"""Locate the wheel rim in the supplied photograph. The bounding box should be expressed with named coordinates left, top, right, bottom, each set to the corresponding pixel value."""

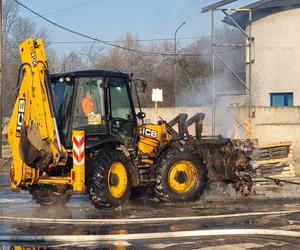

left=168, top=160, right=198, bottom=193
left=108, top=162, right=128, bottom=199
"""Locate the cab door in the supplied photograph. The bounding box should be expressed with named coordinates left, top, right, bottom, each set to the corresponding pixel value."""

left=109, top=77, right=137, bottom=149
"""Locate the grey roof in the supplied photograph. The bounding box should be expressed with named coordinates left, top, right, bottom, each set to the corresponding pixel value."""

left=202, top=0, right=238, bottom=13
left=223, top=0, right=300, bottom=29
left=51, top=70, right=129, bottom=81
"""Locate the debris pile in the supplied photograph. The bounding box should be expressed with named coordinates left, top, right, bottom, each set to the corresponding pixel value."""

left=231, top=139, right=255, bottom=196
left=194, top=137, right=256, bottom=196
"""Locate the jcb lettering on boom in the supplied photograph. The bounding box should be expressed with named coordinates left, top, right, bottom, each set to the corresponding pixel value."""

left=16, top=99, right=25, bottom=137
left=31, top=51, right=37, bottom=67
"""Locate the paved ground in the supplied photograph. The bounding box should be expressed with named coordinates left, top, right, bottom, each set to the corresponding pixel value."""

left=1, top=160, right=300, bottom=249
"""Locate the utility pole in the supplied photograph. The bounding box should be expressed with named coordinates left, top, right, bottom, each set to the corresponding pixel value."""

left=0, top=0, right=2, bottom=160
left=211, top=10, right=215, bottom=136
left=174, top=21, right=186, bottom=106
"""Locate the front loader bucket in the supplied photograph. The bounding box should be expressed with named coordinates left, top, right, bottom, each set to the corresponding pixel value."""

left=193, top=137, right=255, bottom=196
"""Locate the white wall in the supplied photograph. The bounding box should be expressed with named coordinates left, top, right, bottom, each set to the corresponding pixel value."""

left=249, top=8, right=300, bottom=106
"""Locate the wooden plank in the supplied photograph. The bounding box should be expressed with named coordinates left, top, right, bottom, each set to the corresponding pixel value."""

left=256, top=176, right=299, bottom=184
left=255, top=153, right=289, bottom=159
left=259, top=164, right=294, bottom=170
left=258, top=164, right=292, bottom=169
left=255, top=154, right=289, bottom=161
left=257, top=168, right=294, bottom=174
left=270, top=173, right=296, bottom=178
left=255, top=176, right=300, bottom=182
left=254, top=157, right=290, bottom=165
left=258, top=167, right=292, bottom=173
left=258, top=170, right=293, bottom=175
left=260, top=148, right=288, bottom=153
left=259, top=162, right=291, bottom=167
left=255, top=141, right=292, bottom=149
left=259, top=166, right=291, bottom=171
left=253, top=148, right=290, bottom=161
left=256, top=164, right=295, bottom=175
left=257, top=172, right=295, bottom=178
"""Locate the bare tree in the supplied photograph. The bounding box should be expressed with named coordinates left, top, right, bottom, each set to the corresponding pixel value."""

left=80, top=43, right=104, bottom=69
left=2, top=1, right=57, bottom=116
left=60, top=51, right=85, bottom=72
left=3, top=0, right=19, bottom=43
left=78, top=32, right=211, bottom=107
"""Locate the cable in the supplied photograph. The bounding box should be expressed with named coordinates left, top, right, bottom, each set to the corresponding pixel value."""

left=13, top=0, right=219, bottom=57
left=44, top=36, right=209, bottom=44
left=44, top=0, right=102, bottom=16
left=36, top=33, right=244, bottom=44
left=5, top=36, right=210, bottom=45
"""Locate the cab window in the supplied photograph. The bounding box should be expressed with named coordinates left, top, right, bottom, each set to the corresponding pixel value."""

left=73, top=77, right=105, bottom=128
left=109, top=77, right=135, bottom=148
left=110, top=78, right=133, bottom=120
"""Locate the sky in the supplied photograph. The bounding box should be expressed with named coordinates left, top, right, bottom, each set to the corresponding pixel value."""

left=18, top=0, right=256, bottom=55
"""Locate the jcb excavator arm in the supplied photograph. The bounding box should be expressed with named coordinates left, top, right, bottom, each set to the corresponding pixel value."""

left=7, top=38, right=68, bottom=188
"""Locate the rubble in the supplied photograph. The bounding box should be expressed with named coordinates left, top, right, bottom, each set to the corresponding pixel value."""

left=193, top=137, right=256, bottom=196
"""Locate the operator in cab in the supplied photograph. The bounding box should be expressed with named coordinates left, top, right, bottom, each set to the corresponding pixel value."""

left=80, top=90, right=94, bottom=116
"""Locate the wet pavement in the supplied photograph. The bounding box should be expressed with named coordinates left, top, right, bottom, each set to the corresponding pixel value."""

left=1, top=162, right=300, bottom=249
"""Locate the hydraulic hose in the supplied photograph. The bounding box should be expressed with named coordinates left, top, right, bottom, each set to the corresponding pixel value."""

left=0, top=229, right=300, bottom=242
left=1, top=209, right=299, bottom=225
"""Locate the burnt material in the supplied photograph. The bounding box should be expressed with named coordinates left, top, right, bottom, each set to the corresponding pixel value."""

left=191, top=137, right=255, bottom=196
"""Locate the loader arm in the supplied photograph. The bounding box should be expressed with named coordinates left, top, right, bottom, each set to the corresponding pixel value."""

left=7, top=38, right=68, bottom=188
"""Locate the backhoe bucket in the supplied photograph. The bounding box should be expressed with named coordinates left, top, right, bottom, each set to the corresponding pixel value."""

left=19, top=126, right=53, bottom=170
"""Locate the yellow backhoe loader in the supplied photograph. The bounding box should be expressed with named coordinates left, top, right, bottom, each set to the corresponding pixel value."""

left=7, top=38, right=254, bottom=208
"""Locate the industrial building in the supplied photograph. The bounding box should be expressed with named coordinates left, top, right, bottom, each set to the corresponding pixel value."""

left=225, top=0, right=300, bottom=107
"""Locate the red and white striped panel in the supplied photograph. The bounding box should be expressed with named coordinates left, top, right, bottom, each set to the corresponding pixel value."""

left=72, top=131, right=85, bottom=165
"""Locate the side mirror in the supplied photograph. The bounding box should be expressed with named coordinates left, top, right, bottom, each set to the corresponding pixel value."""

left=141, top=80, right=147, bottom=94
left=137, top=112, right=146, bottom=120
left=129, top=73, right=133, bottom=82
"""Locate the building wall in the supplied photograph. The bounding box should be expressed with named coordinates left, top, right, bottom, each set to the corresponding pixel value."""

left=250, top=8, right=300, bottom=106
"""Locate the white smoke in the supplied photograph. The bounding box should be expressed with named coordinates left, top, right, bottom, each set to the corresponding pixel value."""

left=176, top=32, right=248, bottom=139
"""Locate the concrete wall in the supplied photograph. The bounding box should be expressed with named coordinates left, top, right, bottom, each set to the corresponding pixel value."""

left=252, top=107, right=300, bottom=162
left=249, top=8, right=300, bottom=106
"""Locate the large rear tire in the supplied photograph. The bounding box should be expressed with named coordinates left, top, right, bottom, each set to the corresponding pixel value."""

left=155, top=147, right=207, bottom=202
left=87, top=147, right=132, bottom=208
left=30, top=185, right=71, bottom=206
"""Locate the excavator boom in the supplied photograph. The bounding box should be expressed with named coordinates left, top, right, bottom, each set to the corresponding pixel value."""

left=7, top=38, right=67, bottom=188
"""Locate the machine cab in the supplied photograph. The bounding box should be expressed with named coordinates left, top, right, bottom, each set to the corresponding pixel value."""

left=50, top=70, right=137, bottom=150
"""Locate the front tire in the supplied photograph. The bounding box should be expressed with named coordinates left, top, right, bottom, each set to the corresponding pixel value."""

left=87, top=147, right=132, bottom=208
left=155, top=147, right=207, bottom=202
left=30, top=185, right=71, bottom=206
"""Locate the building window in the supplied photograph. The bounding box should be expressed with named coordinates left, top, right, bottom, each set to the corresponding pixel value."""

left=270, top=92, right=293, bottom=107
